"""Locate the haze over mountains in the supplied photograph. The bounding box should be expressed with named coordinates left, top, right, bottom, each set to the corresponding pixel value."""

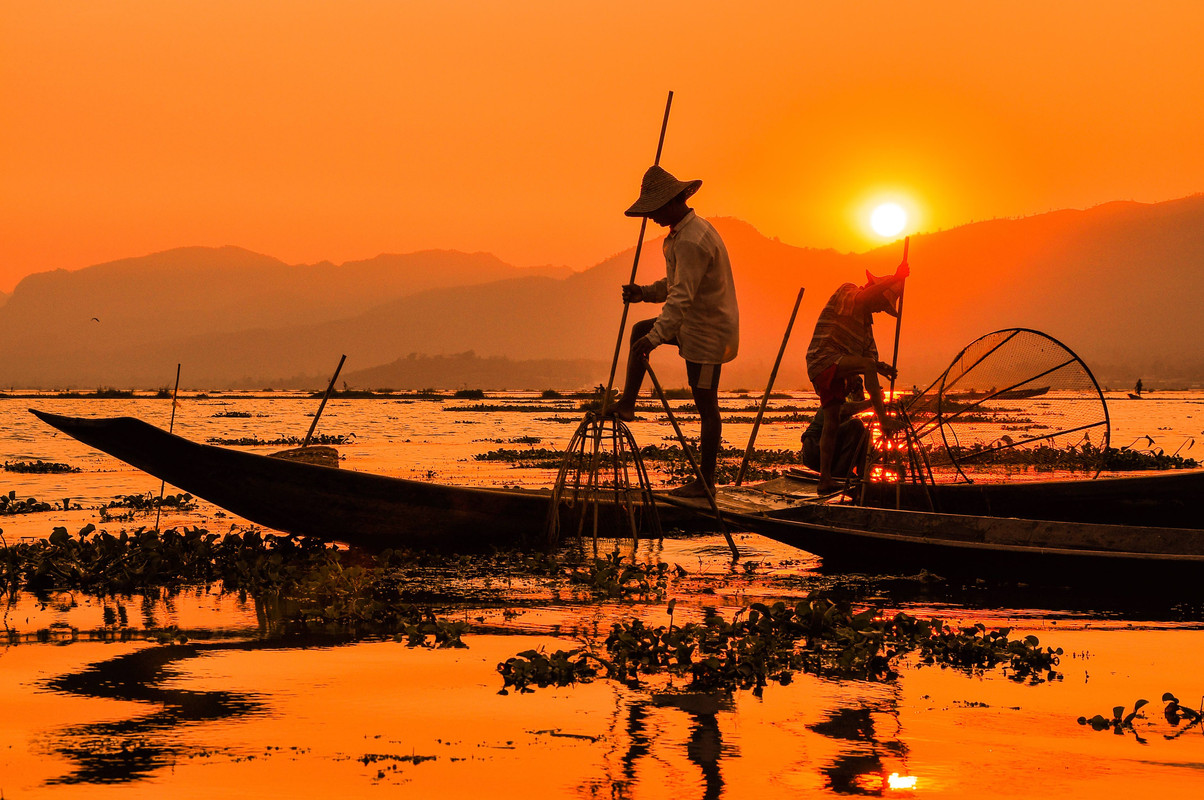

left=3, top=195, right=1203, bottom=391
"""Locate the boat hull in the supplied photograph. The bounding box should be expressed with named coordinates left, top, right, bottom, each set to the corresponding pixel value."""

left=30, top=410, right=676, bottom=550
left=662, top=482, right=1204, bottom=582
left=860, top=469, right=1204, bottom=529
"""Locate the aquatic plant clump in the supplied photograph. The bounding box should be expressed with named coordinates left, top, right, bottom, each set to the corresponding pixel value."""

left=0, top=491, right=59, bottom=515
left=206, top=433, right=354, bottom=446
left=498, top=598, right=1063, bottom=695
left=1078, top=693, right=1204, bottom=744
left=0, top=525, right=337, bottom=598
left=4, top=459, right=82, bottom=473
left=98, top=493, right=197, bottom=522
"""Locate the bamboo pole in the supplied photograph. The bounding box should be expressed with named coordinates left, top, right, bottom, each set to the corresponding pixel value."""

left=735, top=287, right=805, bottom=486
left=154, top=363, right=181, bottom=534
left=887, top=237, right=909, bottom=401
left=861, top=237, right=909, bottom=506
left=303, top=354, right=347, bottom=449
left=645, top=364, right=739, bottom=559
left=570, top=92, right=673, bottom=545
left=598, top=90, right=674, bottom=417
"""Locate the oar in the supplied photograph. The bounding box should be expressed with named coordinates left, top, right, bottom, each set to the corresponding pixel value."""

left=303, top=354, right=347, bottom=449
left=645, top=363, right=739, bottom=559
left=598, top=90, right=674, bottom=417
left=154, top=363, right=181, bottom=534
left=734, top=286, right=805, bottom=486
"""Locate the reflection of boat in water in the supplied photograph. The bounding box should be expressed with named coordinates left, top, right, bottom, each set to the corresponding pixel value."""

left=30, top=410, right=694, bottom=550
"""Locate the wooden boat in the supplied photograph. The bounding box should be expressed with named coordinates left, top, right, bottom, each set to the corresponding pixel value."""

left=30, top=410, right=681, bottom=550
left=663, top=475, right=1204, bottom=580
left=995, top=385, right=1050, bottom=400
left=859, top=468, right=1204, bottom=529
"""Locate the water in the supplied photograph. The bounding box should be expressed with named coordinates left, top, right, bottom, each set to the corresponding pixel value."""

left=3, top=392, right=1204, bottom=797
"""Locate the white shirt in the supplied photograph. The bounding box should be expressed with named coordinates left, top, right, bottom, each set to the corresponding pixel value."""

left=640, top=211, right=739, bottom=365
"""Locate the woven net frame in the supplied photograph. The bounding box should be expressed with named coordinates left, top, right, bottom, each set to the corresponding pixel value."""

left=901, top=328, right=1111, bottom=483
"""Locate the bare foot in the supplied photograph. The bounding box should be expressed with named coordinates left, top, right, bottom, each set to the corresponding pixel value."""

left=602, top=401, right=636, bottom=421
left=667, top=479, right=714, bottom=498
left=816, top=482, right=846, bottom=495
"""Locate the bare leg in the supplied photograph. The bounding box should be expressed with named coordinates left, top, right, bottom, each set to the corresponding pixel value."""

left=612, top=319, right=655, bottom=420
left=668, top=385, right=721, bottom=498
left=816, top=401, right=844, bottom=494
left=693, top=385, right=721, bottom=486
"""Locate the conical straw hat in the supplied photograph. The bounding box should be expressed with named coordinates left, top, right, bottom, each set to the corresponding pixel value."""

left=624, top=166, right=702, bottom=217
left=863, top=271, right=902, bottom=317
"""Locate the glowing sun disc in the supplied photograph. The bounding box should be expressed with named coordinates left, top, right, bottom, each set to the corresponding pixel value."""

left=871, top=203, right=907, bottom=237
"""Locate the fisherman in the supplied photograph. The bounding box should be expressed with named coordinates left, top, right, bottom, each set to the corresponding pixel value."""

left=800, top=374, right=872, bottom=480
left=609, top=165, right=739, bottom=498
left=805, top=257, right=909, bottom=494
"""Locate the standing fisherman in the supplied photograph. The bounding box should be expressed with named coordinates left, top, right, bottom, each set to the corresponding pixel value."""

left=805, top=257, right=909, bottom=494
left=609, top=166, right=740, bottom=497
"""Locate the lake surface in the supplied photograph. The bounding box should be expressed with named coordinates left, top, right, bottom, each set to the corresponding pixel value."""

left=3, top=391, right=1204, bottom=798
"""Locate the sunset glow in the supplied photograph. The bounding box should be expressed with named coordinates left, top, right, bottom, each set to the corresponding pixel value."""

left=3, top=2, right=1204, bottom=290
left=871, top=203, right=908, bottom=237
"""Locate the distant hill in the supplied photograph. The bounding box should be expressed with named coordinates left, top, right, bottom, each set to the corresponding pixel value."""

left=1, top=196, right=1202, bottom=390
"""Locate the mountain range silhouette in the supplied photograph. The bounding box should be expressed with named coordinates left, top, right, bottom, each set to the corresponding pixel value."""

left=2, top=194, right=1202, bottom=391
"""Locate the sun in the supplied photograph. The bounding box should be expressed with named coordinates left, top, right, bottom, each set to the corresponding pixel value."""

left=870, top=203, right=907, bottom=237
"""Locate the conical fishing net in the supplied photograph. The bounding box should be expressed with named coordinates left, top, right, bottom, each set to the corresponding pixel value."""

left=902, top=328, right=1110, bottom=482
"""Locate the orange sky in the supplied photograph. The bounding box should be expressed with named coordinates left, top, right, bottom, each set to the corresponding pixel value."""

left=3, top=1, right=1203, bottom=291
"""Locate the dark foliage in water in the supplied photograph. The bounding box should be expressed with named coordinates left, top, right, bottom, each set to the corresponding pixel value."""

left=942, top=441, right=1197, bottom=471
left=53, top=388, right=136, bottom=399
left=0, top=491, right=59, bottom=515
left=498, top=597, right=1063, bottom=696
left=1078, top=693, right=1204, bottom=743
left=0, top=527, right=477, bottom=647
left=206, top=433, right=354, bottom=446
left=98, top=493, right=197, bottom=522
left=0, top=525, right=334, bottom=598
left=472, top=441, right=803, bottom=482
left=568, top=551, right=684, bottom=600
left=4, top=459, right=81, bottom=474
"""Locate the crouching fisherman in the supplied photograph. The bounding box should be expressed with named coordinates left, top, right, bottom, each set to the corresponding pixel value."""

left=800, top=373, right=873, bottom=482
left=804, top=257, right=909, bottom=494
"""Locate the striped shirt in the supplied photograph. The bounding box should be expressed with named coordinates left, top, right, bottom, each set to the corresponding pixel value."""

left=805, top=283, right=878, bottom=382
left=640, top=211, right=739, bottom=365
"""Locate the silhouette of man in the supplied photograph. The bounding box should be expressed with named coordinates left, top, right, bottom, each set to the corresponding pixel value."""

left=805, top=258, right=908, bottom=494
left=610, top=166, right=739, bottom=498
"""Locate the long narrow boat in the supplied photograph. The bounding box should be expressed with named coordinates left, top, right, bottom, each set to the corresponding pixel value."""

left=662, top=476, right=1204, bottom=581
left=859, top=468, right=1204, bottom=529
left=30, top=410, right=676, bottom=550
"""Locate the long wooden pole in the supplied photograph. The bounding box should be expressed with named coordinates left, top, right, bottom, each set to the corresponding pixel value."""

left=303, top=354, right=347, bottom=448
left=887, top=237, right=909, bottom=507
left=598, top=91, right=674, bottom=417
left=735, top=287, right=805, bottom=486
left=887, top=237, right=909, bottom=400
left=154, top=363, right=182, bottom=534
left=645, top=364, right=739, bottom=559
